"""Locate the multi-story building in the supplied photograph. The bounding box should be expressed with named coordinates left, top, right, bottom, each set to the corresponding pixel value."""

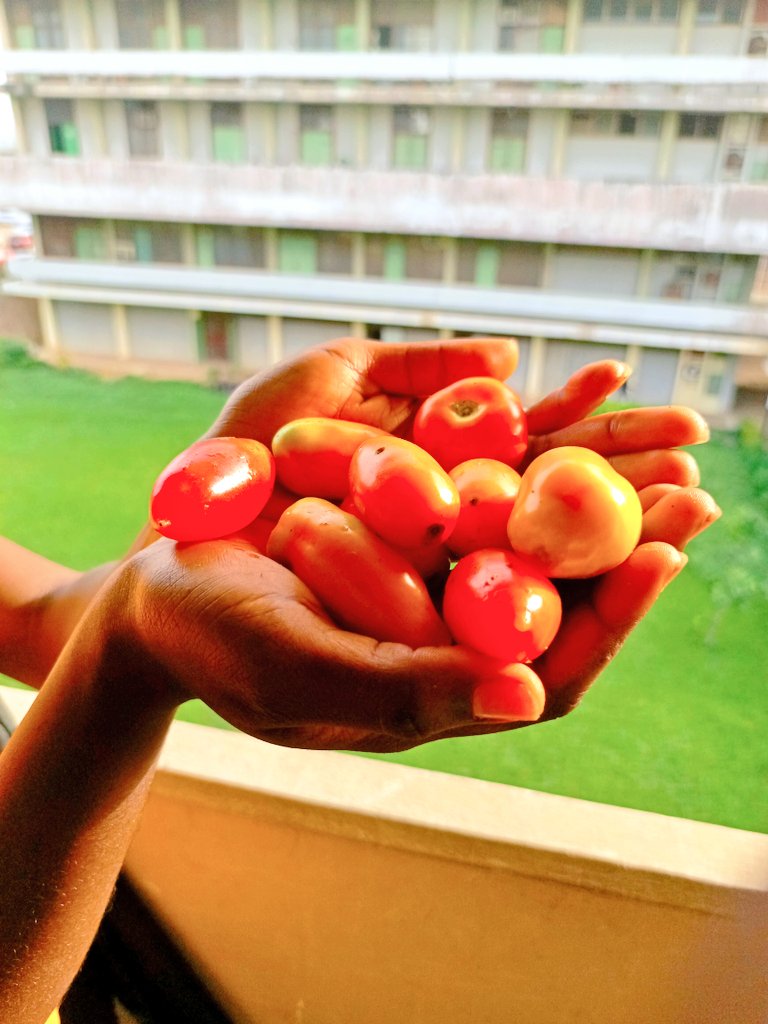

left=1, top=0, right=768, bottom=420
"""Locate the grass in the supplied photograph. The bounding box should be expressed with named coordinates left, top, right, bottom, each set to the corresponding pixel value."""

left=1, top=346, right=766, bottom=833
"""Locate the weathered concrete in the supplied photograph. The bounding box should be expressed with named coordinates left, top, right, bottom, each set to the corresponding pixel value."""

left=2, top=156, right=768, bottom=255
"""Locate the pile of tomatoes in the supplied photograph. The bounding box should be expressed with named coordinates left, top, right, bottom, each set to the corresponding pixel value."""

left=150, top=377, right=642, bottom=665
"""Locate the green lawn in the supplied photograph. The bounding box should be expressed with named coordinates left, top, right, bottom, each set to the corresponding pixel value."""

left=1, top=347, right=766, bottom=833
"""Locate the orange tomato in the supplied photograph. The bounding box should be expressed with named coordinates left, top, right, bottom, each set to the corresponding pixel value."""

left=442, top=548, right=562, bottom=662
left=447, top=458, right=521, bottom=558
left=506, top=446, right=643, bottom=578
left=349, top=435, right=460, bottom=549
left=266, top=497, right=452, bottom=648
left=271, top=417, right=387, bottom=499
left=413, top=376, right=528, bottom=471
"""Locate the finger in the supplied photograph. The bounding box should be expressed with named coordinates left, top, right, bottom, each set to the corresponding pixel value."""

left=526, top=361, right=631, bottom=435
left=364, top=336, right=519, bottom=396
left=610, top=449, right=701, bottom=489
left=535, top=543, right=687, bottom=714
left=637, top=483, right=680, bottom=513
left=639, top=487, right=722, bottom=550
left=261, top=662, right=545, bottom=753
left=529, top=406, right=709, bottom=462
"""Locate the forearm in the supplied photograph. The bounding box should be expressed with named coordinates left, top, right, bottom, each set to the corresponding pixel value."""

left=0, top=538, right=118, bottom=686
left=0, top=596, right=179, bottom=1024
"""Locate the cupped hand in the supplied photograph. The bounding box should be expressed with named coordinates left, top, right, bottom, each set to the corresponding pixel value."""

left=124, top=336, right=720, bottom=751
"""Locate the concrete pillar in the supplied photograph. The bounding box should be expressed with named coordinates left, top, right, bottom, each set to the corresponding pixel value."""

left=164, top=0, right=183, bottom=48
left=525, top=336, right=547, bottom=403
left=564, top=0, right=583, bottom=53
left=540, top=243, right=556, bottom=289
left=38, top=297, right=61, bottom=360
left=355, top=105, right=368, bottom=168
left=676, top=0, right=697, bottom=54
left=180, top=224, right=197, bottom=266
left=0, top=2, right=12, bottom=47
left=10, top=98, right=27, bottom=154
left=451, top=110, right=466, bottom=173
left=624, top=344, right=642, bottom=396
left=112, top=304, right=132, bottom=360
left=443, top=238, right=459, bottom=285
left=636, top=249, right=654, bottom=298
left=351, top=234, right=366, bottom=277
left=550, top=112, right=569, bottom=177
left=266, top=314, right=283, bottom=364
left=355, top=0, right=370, bottom=49
left=655, top=111, right=679, bottom=182
left=265, top=227, right=279, bottom=271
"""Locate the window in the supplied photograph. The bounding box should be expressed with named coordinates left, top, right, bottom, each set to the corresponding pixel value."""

left=115, top=0, right=167, bottom=48
left=125, top=101, right=160, bottom=159
left=39, top=216, right=106, bottom=258
left=195, top=225, right=264, bottom=268
left=571, top=110, right=662, bottom=136
left=695, top=0, right=744, bottom=21
left=180, top=0, right=238, bottom=49
left=497, top=0, right=566, bottom=52
left=457, top=239, right=543, bottom=288
left=489, top=109, right=528, bottom=172
left=318, top=233, right=353, bottom=274
left=115, top=222, right=182, bottom=264
left=678, top=114, right=723, bottom=139
left=45, top=99, right=79, bottom=155
left=7, top=0, right=65, bottom=47
left=300, top=105, right=334, bottom=166
left=372, top=0, right=434, bottom=50
left=211, top=103, right=245, bottom=163
left=365, top=235, right=407, bottom=279
left=392, top=107, right=430, bottom=169
left=298, top=0, right=356, bottom=49
left=583, top=0, right=678, bottom=19
left=278, top=232, right=318, bottom=274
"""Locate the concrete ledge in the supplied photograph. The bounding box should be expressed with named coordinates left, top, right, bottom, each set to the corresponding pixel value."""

left=2, top=683, right=767, bottom=1024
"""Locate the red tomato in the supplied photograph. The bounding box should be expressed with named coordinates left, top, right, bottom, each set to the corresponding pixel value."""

left=271, top=417, right=387, bottom=499
left=413, top=376, right=528, bottom=471
left=150, top=437, right=275, bottom=542
left=442, top=548, right=562, bottom=663
left=340, top=493, right=451, bottom=579
left=506, top=446, right=643, bottom=578
left=267, top=497, right=452, bottom=648
left=349, top=435, right=460, bottom=549
left=447, top=458, right=521, bottom=558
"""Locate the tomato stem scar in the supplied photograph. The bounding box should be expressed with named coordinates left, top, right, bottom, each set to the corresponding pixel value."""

left=450, top=399, right=480, bottom=418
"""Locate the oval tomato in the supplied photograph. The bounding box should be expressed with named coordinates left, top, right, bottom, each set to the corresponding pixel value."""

left=150, top=437, right=275, bottom=542
left=506, top=446, right=642, bottom=578
left=413, top=376, right=528, bottom=471
left=447, top=458, right=521, bottom=558
left=267, top=497, right=452, bottom=648
left=272, top=417, right=387, bottom=499
left=349, top=435, right=460, bottom=549
left=340, top=493, right=451, bottom=579
left=442, top=548, right=562, bottom=663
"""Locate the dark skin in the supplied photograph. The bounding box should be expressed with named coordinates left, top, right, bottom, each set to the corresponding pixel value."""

left=0, top=336, right=719, bottom=1022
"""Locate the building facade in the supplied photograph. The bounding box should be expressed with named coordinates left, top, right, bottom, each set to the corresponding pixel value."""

left=1, top=0, right=768, bottom=418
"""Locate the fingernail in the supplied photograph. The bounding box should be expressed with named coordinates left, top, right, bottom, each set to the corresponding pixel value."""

left=663, top=551, right=688, bottom=587
left=615, top=361, right=633, bottom=381
left=472, top=676, right=543, bottom=723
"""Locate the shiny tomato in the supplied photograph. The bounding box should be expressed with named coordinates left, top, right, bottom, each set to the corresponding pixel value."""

left=339, top=493, right=451, bottom=579
left=447, top=458, right=521, bottom=558
left=150, top=436, right=275, bottom=542
left=506, top=446, right=643, bottom=578
left=267, top=497, right=452, bottom=648
left=349, top=435, right=460, bottom=549
left=413, top=376, right=528, bottom=471
left=271, top=417, right=387, bottom=499
left=442, top=548, right=562, bottom=663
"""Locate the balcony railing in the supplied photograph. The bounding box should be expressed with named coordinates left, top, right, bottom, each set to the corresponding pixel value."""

left=2, top=156, right=767, bottom=256
left=7, top=257, right=768, bottom=356
left=3, top=50, right=768, bottom=87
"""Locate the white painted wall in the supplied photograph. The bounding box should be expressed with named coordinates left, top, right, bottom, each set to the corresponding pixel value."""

left=127, top=306, right=198, bottom=361
left=54, top=299, right=114, bottom=354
